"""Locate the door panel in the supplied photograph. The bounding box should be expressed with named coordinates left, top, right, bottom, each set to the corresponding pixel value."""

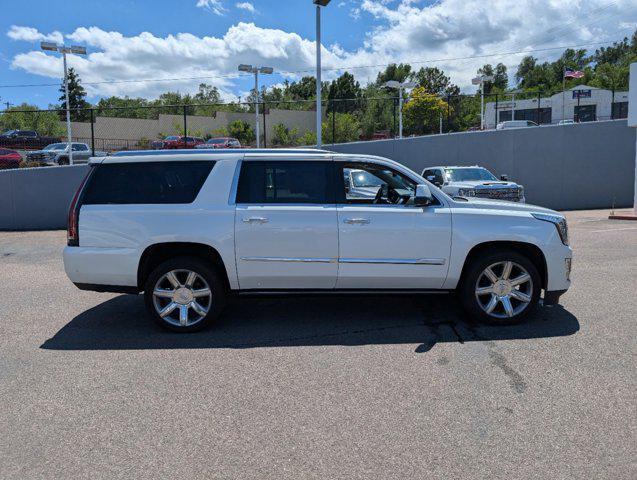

left=235, top=204, right=338, bottom=289
left=336, top=204, right=452, bottom=289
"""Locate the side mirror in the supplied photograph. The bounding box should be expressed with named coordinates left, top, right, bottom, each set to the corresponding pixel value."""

left=500, top=174, right=509, bottom=181
left=414, top=184, right=433, bottom=206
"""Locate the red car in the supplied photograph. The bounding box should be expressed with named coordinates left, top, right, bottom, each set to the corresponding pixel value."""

left=151, top=135, right=205, bottom=150
left=195, top=137, right=241, bottom=149
left=0, top=148, right=22, bottom=169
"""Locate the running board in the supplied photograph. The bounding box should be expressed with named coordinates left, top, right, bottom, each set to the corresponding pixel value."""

left=236, top=289, right=453, bottom=297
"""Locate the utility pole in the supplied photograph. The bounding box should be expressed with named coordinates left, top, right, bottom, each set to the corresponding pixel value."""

left=383, top=80, right=416, bottom=139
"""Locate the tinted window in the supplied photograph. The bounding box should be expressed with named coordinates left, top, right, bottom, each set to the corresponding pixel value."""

left=445, top=168, right=496, bottom=182
left=72, top=144, right=88, bottom=151
left=83, top=161, right=214, bottom=205
left=237, top=161, right=332, bottom=204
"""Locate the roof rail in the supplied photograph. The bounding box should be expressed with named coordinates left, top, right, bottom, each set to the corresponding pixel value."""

left=111, top=148, right=334, bottom=157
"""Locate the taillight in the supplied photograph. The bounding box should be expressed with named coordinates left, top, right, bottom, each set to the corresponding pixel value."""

left=67, top=168, right=92, bottom=246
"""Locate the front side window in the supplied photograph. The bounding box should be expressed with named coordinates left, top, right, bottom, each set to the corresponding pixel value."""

left=339, top=163, right=416, bottom=205
left=83, top=161, right=215, bottom=205
left=236, top=161, right=333, bottom=204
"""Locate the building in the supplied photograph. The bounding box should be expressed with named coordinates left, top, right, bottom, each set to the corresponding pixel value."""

left=484, top=86, right=629, bottom=129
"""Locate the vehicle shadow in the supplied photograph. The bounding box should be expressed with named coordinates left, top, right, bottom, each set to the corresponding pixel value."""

left=41, top=294, right=580, bottom=351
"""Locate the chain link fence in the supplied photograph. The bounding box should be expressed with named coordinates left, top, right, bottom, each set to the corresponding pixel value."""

left=0, top=87, right=629, bottom=168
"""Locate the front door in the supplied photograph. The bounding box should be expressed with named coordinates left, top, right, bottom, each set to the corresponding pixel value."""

left=234, top=160, right=338, bottom=290
left=336, top=162, right=452, bottom=289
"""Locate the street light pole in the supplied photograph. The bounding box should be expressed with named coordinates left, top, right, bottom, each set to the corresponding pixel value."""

left=41, top=42, right=87, bottom=165
left=313, top=0, right=330, bottom=149
left=472, top=75, right=494, bottom=130
left=62, top=51, right=73, bottom=165
left=384, top=80, right=415, bottom=139
left=239, top=64, right=273, bottom=148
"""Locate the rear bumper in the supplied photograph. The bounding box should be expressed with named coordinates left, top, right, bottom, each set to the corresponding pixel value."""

left=63, top=246, right=139, bottom=288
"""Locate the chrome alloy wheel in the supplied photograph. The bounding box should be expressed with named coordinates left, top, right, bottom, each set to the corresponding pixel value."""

left=152, top=269, right=212, bottom=327
left=474, top=261, right=533, bottom=319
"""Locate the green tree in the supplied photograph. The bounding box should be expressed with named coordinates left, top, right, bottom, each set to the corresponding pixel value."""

left=403, top=87, right=451, bottom=135
left=358, top=84, right=395, bottom=138
left=227, top=119, right=255, bottom=145
left=272, top=123, right=300, bottom=146
left=477, top=63, right=508, bottom=93
left=412, top=67, right=459, bottom=95
left=322, top=112, right=360, bottom=144
left=59, top=68, right=90, bottom=121
left=0, top=103, right=64, bottom=136
left=327, top=72, right=361, bottom=113
left=376, top=63, right=413, bottom=86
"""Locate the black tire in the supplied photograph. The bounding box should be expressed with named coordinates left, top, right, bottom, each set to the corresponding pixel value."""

left=144, top=256, right=226, bottom=332
left=459, top=249, right=541, bottom=325
left=58, top=156, right=69, bottom=165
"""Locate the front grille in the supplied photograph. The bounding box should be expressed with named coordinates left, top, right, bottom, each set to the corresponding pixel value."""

left=27, top=153, right=48, bottom=162
left=475, top=187, right=521, bottom=201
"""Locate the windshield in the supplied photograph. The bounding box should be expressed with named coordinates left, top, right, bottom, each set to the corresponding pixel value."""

left=165, top=136, right=180, bottom=141
left=445, top=168, right=497, bottom=182
left=44, top=143, right=67, bottom=151
left=206, top=138, right=226, bottom=144
left=351, top=170, right=385, bottom=187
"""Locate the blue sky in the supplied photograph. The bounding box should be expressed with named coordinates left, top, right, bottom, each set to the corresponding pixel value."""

left=1, top=0, right=635, bottom=108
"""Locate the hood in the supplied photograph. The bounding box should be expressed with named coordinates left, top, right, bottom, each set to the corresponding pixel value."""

left=27, top=148, right=65, bottom=155
left=448, top=180, right=520, bottom=189
left=451, top=197, right=557, bottom=215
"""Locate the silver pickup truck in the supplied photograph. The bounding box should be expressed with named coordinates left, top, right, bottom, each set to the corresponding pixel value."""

left=421, top=165, right=525, bottom=203
left=26, top=142, right=107, bottom=166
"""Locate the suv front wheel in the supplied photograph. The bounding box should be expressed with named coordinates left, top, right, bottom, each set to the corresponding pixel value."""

left=459, top=250, right=541, bottom=324
left=144, top=256, right=226, bottom=332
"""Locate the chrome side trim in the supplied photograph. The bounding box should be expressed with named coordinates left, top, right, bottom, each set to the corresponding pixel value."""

left=339, top=258, right=446, bottom=265
left=240, top=256, right=336, bottom=263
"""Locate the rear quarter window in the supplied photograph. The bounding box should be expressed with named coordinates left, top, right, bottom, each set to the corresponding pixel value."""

left=82, top=161, right=214, bottom=205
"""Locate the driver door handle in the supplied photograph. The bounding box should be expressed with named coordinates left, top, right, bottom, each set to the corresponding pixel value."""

left=343, top=218, right=370, bottom=225
left=243, top=216, right=269, bottom=224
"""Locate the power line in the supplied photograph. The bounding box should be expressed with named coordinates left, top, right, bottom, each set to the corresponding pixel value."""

left=0, top=39, right=624, bottom=89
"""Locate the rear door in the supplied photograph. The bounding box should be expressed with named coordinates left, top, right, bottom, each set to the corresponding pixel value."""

left=234, top=159, right=338, bottom=290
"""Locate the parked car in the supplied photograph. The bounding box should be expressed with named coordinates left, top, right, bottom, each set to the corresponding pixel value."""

left=496, top=120, right=538, bottom=130
left=151, top=136, right=205, bottom=150
left=63, top=150, right=571, bottom=332
left=195, top=137, right=241, bottom=149
left=421, top=166, right=525, bottom=203
left=26, top=142, right=107, bottom=165
left=0, top=130, right=62, bottom=150
left=0, top=148, right=22, bottom=169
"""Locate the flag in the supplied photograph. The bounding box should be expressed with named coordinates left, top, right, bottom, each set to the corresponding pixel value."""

left=564, top=70, right=585, bottom=79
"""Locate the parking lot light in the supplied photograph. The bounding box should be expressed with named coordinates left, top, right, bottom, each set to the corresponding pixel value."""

left=314, top=0, right=330, bottom=148
left=238, top=64, right=273, bottom=148
left=40, top=42, right=88, bottom=165
left=383, top=80, right=416, bottom=139
left=472, top=75, right=494, bottom=130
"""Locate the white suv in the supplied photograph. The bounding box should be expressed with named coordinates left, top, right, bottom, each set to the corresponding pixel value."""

left=63, top=150, right=572, bottom=332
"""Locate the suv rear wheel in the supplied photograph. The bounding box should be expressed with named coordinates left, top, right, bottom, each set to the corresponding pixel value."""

left=459, top=250, right=540, bottom=324
left=144, top=256, right=226, bottom=332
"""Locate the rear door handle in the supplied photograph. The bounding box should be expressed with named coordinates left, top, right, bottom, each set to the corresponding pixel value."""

left=343, top=218, right=370, bottom=225
left=243, top=216, right=269, bottom=224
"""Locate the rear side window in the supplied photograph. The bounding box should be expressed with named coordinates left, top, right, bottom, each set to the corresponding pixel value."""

left=237, top=161, right=333, bottom=204
left=83, top=161, right=214, bottom=205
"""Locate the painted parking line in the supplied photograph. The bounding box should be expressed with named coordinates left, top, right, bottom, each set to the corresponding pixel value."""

left=585, top=227, right=637, bottom=233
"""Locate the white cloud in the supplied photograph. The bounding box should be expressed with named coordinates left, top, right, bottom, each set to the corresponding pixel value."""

left=6, top=0, right=637, bottom=100
left=236, top=2, right=256, bottom=14
left=196, top=0, right=226, bottom=16
left=7, top=25, right=63, bottom=44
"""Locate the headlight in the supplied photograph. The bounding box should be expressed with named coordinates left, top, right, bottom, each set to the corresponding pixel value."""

left=457, top=188, right=476, bottom=197
left=532, top=213, right=569, bottom=245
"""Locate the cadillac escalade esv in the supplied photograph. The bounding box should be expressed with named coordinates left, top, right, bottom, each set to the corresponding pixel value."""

left=63, top=150, right=572, bottom=332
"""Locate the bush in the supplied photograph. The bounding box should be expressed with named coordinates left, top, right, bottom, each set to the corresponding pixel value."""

left=322, top=112, right=360, bottom=144
left=272, top=123, right=300, bottom=146
left=227, top=120, right=255, bottom=145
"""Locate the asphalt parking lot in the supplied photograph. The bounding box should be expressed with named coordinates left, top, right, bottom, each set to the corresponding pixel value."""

left=1, top=209, right=636, bottom=479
